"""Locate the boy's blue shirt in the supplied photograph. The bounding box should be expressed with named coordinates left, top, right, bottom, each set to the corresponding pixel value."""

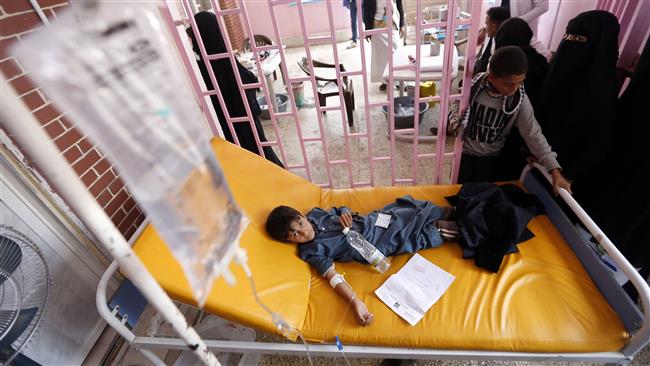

left=297, top=195, right=446, bottom=275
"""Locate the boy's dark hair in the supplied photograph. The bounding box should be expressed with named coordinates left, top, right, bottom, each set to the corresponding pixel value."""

left=486, top=7, right=510, bottom=24
left=488, top=45, right=528, bottom=77
left=265, top=206, right=302, bottom=242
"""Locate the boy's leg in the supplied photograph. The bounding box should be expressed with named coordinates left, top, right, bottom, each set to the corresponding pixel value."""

left=458, top=153, right=499, bottom=183
left=457, top=153, right=477, bottom=183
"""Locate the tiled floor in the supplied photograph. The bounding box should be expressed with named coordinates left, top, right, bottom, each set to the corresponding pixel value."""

left=83, top=40, right=650, bottom=365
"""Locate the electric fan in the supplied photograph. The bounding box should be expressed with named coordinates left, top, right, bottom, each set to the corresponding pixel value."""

left=0, top=225, right=52, bottom=365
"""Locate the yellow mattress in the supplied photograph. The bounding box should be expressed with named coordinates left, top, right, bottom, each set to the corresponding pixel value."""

left=132, top=138, right=628, bottom=352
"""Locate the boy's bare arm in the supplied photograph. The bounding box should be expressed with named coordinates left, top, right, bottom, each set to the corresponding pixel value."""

left=324, top=266, right=373, bottom=326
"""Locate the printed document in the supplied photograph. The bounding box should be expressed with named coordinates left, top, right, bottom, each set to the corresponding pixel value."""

left=375, top=253, right=455, bottom=326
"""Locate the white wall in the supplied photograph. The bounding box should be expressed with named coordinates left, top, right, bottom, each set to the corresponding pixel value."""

left=481, top=0, right=598, bottom=54
left=542, top=0, right=598, bottom=52
left=245, top=0, right=350, bottom=43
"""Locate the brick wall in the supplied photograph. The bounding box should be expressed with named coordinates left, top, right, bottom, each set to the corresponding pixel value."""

left=1, top=0, right=145, bottom=240
left=219, top=0, right=245, bottom=51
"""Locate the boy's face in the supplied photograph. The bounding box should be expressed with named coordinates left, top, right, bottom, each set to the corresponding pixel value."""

left=487, top=72, right=526, bottom=96
left=485, top=16, right=499, bottom=37
left=286, top=215, right=315, bottom=244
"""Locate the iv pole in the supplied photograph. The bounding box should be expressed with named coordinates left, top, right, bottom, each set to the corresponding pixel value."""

left=0, top=74, right=220, bottom=366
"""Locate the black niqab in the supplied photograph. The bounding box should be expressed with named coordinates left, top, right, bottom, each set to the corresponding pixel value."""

left=187, top=11, right=284, bottom=168
left=495, top=17, right=548, bottom=107
left=536, top=10, right=619, bottom=182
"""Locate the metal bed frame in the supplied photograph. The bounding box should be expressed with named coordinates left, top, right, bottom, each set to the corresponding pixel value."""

left=95, top=163, right=650, bottom=365
left=4, top=72, right=649, bottom=364
left=4, top=0, right=649, bottom=363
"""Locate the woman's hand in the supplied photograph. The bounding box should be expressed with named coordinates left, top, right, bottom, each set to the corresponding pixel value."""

left=352, top=298, right=373, bottom=326
left=340, top=212, right=354, bottom=229
left=551, top=169, right=572, bottom=196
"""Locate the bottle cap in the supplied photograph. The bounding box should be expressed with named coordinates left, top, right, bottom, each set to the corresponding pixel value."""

left=342, top=227, right=350, bottom=234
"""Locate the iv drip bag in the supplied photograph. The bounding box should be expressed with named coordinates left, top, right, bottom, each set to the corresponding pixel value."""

left=12, top=3, right=248, bottom=307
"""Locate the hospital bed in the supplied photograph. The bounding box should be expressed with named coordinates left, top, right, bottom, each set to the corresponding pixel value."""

left=98, top=138, right=650, bottom=364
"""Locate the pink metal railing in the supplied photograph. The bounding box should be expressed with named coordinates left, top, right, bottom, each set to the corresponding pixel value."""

left=354, top=0, right=376, bottom=186
left=451, top=0, right=482, bottom=183
left=163, top=0, right=484, bottom=188
left=160, top=7, right=220, bottom=138
left=595, top=0, right=649, bottom=95
left=433, top=0, right=456, bottom=184
left=234, top=0, right=291, bottom=166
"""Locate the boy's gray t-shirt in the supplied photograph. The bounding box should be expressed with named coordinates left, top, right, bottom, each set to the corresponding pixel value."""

left=463, top=91, right=561, bottom=172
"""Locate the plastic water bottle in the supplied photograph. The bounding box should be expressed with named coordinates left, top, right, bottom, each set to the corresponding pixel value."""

left=343, top=227, right=391, bottom=273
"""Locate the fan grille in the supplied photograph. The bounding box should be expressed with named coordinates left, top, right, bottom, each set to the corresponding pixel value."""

left=0, top=226, right=52, bottom=365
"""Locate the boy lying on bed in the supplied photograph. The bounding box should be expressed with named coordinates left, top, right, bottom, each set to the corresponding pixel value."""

left=265, top=196, right=457, bottom=326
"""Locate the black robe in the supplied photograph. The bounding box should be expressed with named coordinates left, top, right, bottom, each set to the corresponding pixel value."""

left=578, top=41, right=650, bottom=276
left=187, top=12, right=284, bottom=168
left=493, top=17, right=549, bottom=181
left=446, top=183, right=545, bottom=273
left=536, top=11, right=619, bottom=182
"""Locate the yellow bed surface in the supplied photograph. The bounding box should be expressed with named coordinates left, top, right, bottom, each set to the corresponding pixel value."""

left=132, top=138, right=627, bottom=352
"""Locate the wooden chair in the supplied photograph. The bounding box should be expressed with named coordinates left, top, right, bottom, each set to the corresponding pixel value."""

left=243, top=34, right=281, bottom=82
left=297, top=57, right=355, bottom=127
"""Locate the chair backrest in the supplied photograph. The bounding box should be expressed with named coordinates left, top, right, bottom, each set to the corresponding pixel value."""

left=297, top=57, right=347, bottom=84
left=254, top=34, right=273, bottom=47
left=243, top=34, right=273, bottom=52
left=297, top=57, right=311, bottom=76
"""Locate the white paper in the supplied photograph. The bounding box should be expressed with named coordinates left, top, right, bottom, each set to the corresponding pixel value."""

left=375, top=253, right=455, bottom=326
left=375, top=213, right=392, bottom=228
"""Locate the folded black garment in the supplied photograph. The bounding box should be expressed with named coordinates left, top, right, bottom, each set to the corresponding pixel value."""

left=446, top=183, right=545, bottom=273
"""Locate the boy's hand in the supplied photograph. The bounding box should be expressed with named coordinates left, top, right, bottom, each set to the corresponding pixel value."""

left=352, top=298, right=373, bottom=326
left=340, top=212, right=353, bottom=229
left=551, top=169, right=572, bottom=196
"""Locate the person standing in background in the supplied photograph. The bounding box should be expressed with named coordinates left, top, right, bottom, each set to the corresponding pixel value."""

left=362, top=0, right=404, bottom=91
left=186, top=12, right=285, bottom=168
left=343, top=0, right=359, bottom=49
left=474, top=7, right=510, bottom=76
left=500, top=0, right=551, bottom=59
left=577, top=41, right=650, bottom=302
left=536, top=11, right=619, bottom=185
left=491, top=17, right=549, bottom=181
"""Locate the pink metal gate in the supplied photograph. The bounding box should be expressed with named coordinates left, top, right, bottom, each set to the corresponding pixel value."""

left=162, top=0, right=482, bottom=188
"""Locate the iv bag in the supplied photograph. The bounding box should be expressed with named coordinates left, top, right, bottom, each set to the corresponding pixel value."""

left=12, top=3, right=248, bottom=307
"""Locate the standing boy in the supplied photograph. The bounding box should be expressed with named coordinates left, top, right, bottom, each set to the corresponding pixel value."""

left=457, top=46, right=571, bottom=194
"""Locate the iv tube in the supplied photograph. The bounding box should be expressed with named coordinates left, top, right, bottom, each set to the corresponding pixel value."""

left=234, top=249, right=314, bottom=366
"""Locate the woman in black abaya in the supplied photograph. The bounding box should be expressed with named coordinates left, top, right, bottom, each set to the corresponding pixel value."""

left=492, top=17, right=549, bottom=180
left=187, top=11, right=284, bottom=168
left=579, top=41, right=650, bottom=285
left=536, top=11, right=619, bottom=183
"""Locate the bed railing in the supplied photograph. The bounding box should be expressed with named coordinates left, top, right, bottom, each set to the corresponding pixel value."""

left=520, top=162, right=650, bottom=358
